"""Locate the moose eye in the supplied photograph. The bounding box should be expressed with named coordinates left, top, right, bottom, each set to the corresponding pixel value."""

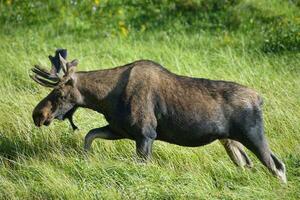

left=61, top=95, right=67, bottom=101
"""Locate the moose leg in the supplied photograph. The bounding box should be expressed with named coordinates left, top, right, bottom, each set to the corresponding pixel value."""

left=236, top=122, right=287, bottom=183
left=63, top=107, right=78, bottom=131
left=135, top=124, right=157, bottom=161
left=68, top=115, right=78, bottom=130
left=136, top=136, right=154, bottom=161
left=84, top=125, right=123, bottom=151
left=220, top=139, right=253, bottom=168
left=136, top=137, right=154, bottom=161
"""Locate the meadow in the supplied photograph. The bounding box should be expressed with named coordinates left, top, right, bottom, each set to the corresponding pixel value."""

left=0, top=0, right=299, bottom=199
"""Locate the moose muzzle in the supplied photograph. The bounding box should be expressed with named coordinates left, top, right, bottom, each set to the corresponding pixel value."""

left=32, top=100, right=53, bottom=127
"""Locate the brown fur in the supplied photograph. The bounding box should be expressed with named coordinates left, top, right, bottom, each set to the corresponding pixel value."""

left=31, top=59, right=286, bottom=183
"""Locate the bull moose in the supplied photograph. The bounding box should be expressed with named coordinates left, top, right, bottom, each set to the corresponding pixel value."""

left=30, top=49, right=286, bottom=183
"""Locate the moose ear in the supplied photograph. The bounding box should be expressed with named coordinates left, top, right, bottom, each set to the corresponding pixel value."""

left=48, top=55, right=54, bottom=63
left=70, top=59, right=78, bottom=67
left=66, top=59, right=78, bottom=75
left=56, top=49, right=67, bottom=59
left=66, top=59, right=78, bottom=70
left=48, top=55, right=58, bottom=74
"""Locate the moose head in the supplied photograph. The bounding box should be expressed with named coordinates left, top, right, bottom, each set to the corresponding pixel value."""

left=31, top=49, right=81, bottom=127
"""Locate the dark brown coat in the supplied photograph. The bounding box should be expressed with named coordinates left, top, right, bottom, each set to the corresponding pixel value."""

left=31, top=51, right=287, bottom=183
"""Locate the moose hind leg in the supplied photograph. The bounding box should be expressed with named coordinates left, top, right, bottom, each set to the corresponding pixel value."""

left=242, top=136, right=286, bottom=183
left=220, top=139, right=253, bottom=168
left=236, top=118, right=287, bottom=183
left=84, top=125, right=123, bottom=151
left=270, top=152, right=286, bottom=183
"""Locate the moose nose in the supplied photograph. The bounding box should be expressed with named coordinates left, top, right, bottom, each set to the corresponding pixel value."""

left=32, top=111, right=46, bottom=127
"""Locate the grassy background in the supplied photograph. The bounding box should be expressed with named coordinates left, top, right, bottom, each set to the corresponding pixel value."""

left=0, top=0, right=299, bottom=199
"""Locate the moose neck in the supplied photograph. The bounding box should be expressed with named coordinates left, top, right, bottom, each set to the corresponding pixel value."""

left=75, top=66, right=131, bottom=113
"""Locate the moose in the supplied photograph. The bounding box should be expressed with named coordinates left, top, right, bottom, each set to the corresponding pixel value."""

left=30, top=49, right=286, bottom=183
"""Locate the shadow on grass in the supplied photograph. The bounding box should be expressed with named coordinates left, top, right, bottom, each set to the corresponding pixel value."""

left=0, top=132, right=84, bottom=162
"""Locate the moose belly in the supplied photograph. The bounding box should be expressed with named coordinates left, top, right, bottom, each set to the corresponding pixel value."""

left=156, top=119, right=228, bottom=147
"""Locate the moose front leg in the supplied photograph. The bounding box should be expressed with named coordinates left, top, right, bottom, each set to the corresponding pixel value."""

left=136, top=136, right=154, bottom=161
left=63, top=107, right=79, bottom=131
left=67, top=115, right=78, bottom=130
left=84, top=125, right=123, bottom=151
left=135, top=126, right=157, bottom=161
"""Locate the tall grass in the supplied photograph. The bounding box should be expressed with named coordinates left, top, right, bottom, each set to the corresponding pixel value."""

left=0, top=0, right=299, bottom=199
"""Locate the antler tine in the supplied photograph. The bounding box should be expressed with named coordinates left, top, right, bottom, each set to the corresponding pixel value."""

left=32, top=65, right=60, bottom=81
left=30, top=74, right=59, bottom=88
left=58, top=53, right=67, bottom=74
left=33, top=65, right=56, bottom=76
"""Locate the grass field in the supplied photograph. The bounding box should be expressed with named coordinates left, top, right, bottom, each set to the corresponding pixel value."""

left=0, top=0, right=299, bottom=199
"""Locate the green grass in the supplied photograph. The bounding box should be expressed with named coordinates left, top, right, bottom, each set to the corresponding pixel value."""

left=0, top=0, right=300, bottom=199
left=0, top=31, right=299, bottom=200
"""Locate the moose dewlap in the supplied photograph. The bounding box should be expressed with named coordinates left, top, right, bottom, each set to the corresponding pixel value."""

left=30, top=49, right=287, bottom=183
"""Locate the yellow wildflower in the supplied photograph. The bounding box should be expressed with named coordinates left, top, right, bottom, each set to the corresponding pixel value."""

left=118, top=9, right=124, bottom=16
left=119, top=20, right=128, bottom=37
left=120, top=26, right=128, bottom=37
left=223, top=33, right=231, bottom=44
left=94, top=0, right=100, bottom=6
left=140, top=24, right=146, bottom=32
left=119, top=21, right=125, bottom=27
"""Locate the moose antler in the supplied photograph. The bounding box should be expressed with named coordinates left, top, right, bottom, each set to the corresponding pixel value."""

left=29, top=74, right=58, bottom=88
left=31, top=65, right=59, bottom=81
left=30, top=49, right=68, bottom=87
